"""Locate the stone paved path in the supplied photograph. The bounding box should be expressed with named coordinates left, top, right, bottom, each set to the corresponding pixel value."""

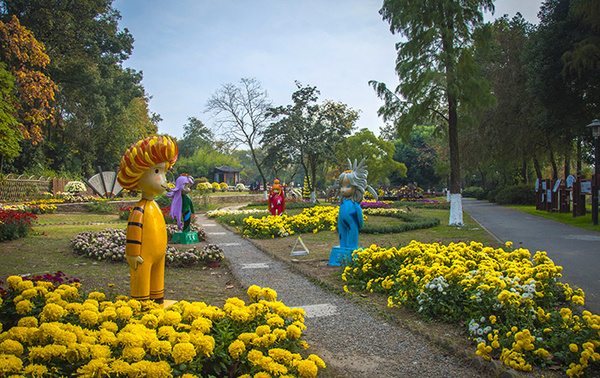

left=197, top=213, right=489, bottom=378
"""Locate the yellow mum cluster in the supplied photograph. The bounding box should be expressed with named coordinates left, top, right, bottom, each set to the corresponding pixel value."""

left=0, top=277, right=325, bottom=377
left=342, top=241, right=599, bottom=376
left=0, top=202, right=57, bottom=214
left=207, top=209, right=268, bottom=218
left=241, top=206, right=350, bottom=239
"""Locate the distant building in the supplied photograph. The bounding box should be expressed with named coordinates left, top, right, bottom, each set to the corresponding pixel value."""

left=212, top=165, right=243, bottom=185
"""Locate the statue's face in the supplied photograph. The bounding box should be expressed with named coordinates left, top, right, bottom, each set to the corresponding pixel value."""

left=182, top=182, right=193, bottom=195
left=340, top=175, right=355, bottom=198
left=138, top=162, right=167, bottom=198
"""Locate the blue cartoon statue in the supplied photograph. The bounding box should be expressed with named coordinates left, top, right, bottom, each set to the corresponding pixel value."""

left=328, top=158, right=377, bottom=266
left=167, top=174, right=198, bottom=244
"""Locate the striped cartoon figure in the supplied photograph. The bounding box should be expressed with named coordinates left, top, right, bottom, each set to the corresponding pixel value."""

left=117, top=135, right=178, bottom=305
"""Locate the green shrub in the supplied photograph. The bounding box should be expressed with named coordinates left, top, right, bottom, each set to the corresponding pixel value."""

left=84, top=201, right=112, bottom=213
left=486, top=186, right=503, bottom=203
left=393, top=201, right=450, bottom=210
left=495, top=185, right=535, bottom=205
left=361, top=211, right=440, bottom=234
left=155, top=193, right=172, bottom=208
left=286, top=201, right=317, bottom=210
left=462, top=186, right=485, bottom=199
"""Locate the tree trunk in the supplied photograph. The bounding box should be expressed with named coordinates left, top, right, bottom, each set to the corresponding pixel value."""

left=521, top=159, right=528, bottom=184
left=447, top=88, right=462, bottom=225
left=310, top=162, right=318, bottom=203
left=577, top=138, right=582, bottom=176
left=564, top=149, right=571, bottom=179
left=478, top=166, right=486, bottom=189
left=533, top=155, right=543, bottom=181
left=548, top=139, right=558, bottom=180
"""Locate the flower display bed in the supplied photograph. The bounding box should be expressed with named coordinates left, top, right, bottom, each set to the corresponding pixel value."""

left=0, top=275, right=325, bottom=377
left=341, top=241, right=599, bottom=375
left=70, top=224, right=218, bottom=268
left=209, top=205, right=439, bottom=239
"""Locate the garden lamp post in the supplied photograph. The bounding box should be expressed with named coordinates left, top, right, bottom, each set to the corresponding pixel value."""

left=587, top=119, right=600, bottom=226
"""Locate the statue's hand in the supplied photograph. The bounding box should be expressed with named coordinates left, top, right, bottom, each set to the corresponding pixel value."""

left=126, top=255, right=144, bottom=270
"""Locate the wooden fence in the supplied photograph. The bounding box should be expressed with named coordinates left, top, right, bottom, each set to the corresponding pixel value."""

left=0, top=174, right=93, bottom=202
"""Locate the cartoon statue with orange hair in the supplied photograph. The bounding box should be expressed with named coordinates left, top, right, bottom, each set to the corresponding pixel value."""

left=117, top=135, right=178, bottom=305
left=268, top=179, right=285, bottom=216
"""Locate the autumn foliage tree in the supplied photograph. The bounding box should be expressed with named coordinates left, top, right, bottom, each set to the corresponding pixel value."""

left=0, top=15, right=57, bottom=145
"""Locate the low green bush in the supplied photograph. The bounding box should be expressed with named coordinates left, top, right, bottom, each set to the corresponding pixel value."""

left=393, top=201, right=450, bottom=210
left=84, top=201, right=113, bottom=213
left=495, top=185, right=535, bottom=205
left=361, top=209, right=440, bottom=234
left=462, top=186, right=485, bottom=199
left=155, top=193, right=172, bottom=208
left=486, top=186, right=503, bottom=203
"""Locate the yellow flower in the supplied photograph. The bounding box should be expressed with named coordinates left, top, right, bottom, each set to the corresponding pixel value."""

left=295, top=359, right=318, bottom=378
left=122, top=346, right=146, bottom=362
left=0, top=354, right=23, bottom=375
left=41, top=302, right=66, bottom=322
left=23, top=364, right=48, bottom=377
left=15, top=299, right=35, bottom=314
left=308, top=354, right=326, bottom=368
left=116, top=306, right=133, bottom=320
left=286, top=325, right=302, bottom=339
left=17, top=316, right=38, bottom=328
left=79, top=310, right=99, bottom=327
left=172, top=342, right=196, bottom=364
left=570, top=343, right=579, bottom=353
left=247, top=285, right=262, bottom=300
left=6, top=275, right=23, bottom=290
left=77, top=358, right=113, bottom=377
left=149, top=340, right=172, bottom=357
left=261, top=287, right=277, bottom=301
left=17, top=280, right=34, bottom=292
left=190, top=334, right=215, bottom=357
left=228, top=339, right=246, bottom=359
left=0, top=339, right=24, bottom=356
left=256, top=325, right=271, bottom=336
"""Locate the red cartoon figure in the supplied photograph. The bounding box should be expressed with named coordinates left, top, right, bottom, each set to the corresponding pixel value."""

left=268, top=179, right=286, bottom=216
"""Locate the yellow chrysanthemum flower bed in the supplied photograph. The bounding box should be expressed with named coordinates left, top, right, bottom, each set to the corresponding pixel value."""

left=240, top=206, right=350, bottom=239
left=342, top=241, right=599, bottom=376
left=0, top=277, right=325, bottom=378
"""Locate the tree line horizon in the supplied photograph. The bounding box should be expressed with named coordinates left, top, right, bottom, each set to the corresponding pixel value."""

left=0, top=0, right=597, bottom=220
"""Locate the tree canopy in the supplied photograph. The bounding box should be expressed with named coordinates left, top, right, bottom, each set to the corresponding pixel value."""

left=263, top=82, right=358, bottom=201
left=372, top=0, right=494, bottom=225
left=0, top=0, right=153, bottom=176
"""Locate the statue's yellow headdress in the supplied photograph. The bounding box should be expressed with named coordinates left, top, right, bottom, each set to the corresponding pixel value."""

left=117, top=135, right=178, bottom=190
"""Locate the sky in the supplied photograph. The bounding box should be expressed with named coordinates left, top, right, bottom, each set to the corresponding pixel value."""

left=112, top=0, right=544, bottom=141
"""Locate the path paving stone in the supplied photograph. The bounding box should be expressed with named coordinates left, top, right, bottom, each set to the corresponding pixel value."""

left=197, top=213, right=490, bottom=377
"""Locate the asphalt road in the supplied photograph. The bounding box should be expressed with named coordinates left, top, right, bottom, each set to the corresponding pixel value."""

left=462, top=198, right=600, bottom=314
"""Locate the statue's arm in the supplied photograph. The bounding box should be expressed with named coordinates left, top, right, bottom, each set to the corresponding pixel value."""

left=125, top=205, right=145, bottom=270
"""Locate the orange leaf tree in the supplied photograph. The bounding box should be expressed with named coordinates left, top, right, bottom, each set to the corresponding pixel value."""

left=0, top=15, right=57, bottom=145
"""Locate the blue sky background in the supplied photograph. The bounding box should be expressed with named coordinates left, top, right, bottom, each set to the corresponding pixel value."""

left=112, top=0, right=544, bottom=140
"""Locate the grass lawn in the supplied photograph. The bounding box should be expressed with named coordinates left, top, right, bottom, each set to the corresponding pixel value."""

left=505, top=204, right=600, bottom=232
left=0, top=213, right=247, bottom=307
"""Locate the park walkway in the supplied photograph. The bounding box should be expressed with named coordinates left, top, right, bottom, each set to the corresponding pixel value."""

left=462, top=198, right=600, bottom=314
left=196, top=213, right=489, bottom=378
